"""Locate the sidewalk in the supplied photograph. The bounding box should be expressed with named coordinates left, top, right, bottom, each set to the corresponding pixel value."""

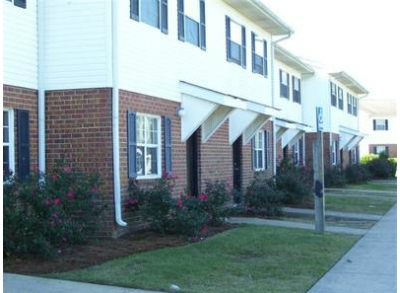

left=3, top=273, right=165, bottom=293
left=306, top=204, right=397, bottom=293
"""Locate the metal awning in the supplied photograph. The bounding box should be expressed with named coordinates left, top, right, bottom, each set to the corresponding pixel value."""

left=329, top=72, right=369, bottom=95
left=221, top=0, right=293, bottom=36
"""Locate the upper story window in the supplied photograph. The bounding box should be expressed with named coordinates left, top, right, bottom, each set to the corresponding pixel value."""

left=338, top=87, right=343, bottom=110
left=373, top=119, right=388, bottom=131
left=6, top=0, right=26, bottom=9
left=279, top=69, right=289, bottom=99
left=130, top=0, right=168, bottom=34
left=251, top=32, right=267, bottom=77
left=226, top=16, right=246, bottom=68
left=330, top=82, right=337, bottom=107
left=178, top=0, right=206, bottom=50
left=292, top=76, right=301, bottom=104
left=347, top=93, right=357, bottom=116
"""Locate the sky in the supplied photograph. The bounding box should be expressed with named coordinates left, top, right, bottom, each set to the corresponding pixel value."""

left=262, top=0, right=399, bottom=101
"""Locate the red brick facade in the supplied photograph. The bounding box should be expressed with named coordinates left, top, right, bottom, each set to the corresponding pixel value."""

left=369, top=144, right=397, bottom=158
left=3, top=85, right=39, bottom=176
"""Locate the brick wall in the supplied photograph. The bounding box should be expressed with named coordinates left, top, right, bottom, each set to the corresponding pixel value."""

left=3, top=84, right=38, bottom=175
left=305, top=132, right=337, bottom=169
left=46, top=88, right=115, bottom=236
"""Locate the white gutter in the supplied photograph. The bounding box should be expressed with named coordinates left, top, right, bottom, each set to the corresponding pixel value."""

left=112, top=0, right=127, bottom=227
left=271, top=33, right=292, bottom=175
left=37, top=0, right=45, bottom=173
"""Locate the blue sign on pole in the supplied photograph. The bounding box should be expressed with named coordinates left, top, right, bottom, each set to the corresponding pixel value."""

left=316, top=107, right=323, bottom=132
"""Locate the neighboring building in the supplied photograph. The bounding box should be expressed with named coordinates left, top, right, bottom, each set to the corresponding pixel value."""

left=3, top=0, right=294, bottom=236
left=359, top=99, right=397, bottom=158
left=273, top=45, right=314, bottom=168
left=302, top=71, right=369, bottom=168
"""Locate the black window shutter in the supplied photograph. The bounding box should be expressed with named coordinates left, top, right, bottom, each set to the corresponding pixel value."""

left=298, top=79, right=301, bottom=103
left=385, top=146, right=389, bottom=155
left=263, top=40, right=268, bottom=77
left=264, top=131, right=269, bottom=169
left=373, top=119, right=376, bottom=130
left=251, top=32, right=256, bottom=73
left=385, top=119, right=388, bottom=130
left=14, top=0, right=26, bottom=9
left=130, top=0, right=139, bottom=21
left=292, top=76, right=295, bottom=101
left=225, top=16, right=231, bottom=61
left=241, top=25, right=246, bottom=68
left=251, top=137, right=256, bottom=170
left=161, top=0, right=168, bottom=34
left=200, top=0, right=206, bottom=50
left=17, top=110, right=30, bottom=180
left=177, top=0, right=185, bottom=41
left=164, top=116, right=172, bottom=174
left=127, top=111, right=137, bottom=178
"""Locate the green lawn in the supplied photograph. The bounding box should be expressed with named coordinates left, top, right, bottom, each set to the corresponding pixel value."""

left=51, top=226, right=359, bottom=293
left=345, top=182, right=397, bottom=192
left=325, top=195, right=396, bottom=215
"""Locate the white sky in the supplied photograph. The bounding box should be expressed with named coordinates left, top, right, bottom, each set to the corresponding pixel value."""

left=263, top=0, right=400, bottom=101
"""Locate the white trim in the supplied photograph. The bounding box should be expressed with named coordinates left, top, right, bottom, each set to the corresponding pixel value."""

left=3, top=108, right=15, bottom=174
left=135, top=113, right=162, bottom=180
left=253, top=130, right=265, bottom=171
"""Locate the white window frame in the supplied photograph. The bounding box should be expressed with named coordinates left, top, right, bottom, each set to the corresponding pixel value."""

left=293, top=140, right=300, bottom=166
left=3, top=109, right=15, bottom=175
left=136, top=113, right=162, bottom=179
left=331, top=140, right=338, bottom=165
left=253, top=131, right=265, bottom=171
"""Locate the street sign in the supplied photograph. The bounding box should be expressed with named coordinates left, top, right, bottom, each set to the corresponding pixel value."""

left=316, top=107, right=323, bottom=131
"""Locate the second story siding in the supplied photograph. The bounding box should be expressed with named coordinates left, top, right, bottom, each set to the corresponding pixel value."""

left=3, top=0, right=38, bottom=89
left=119, top=0, right=281, bottom=106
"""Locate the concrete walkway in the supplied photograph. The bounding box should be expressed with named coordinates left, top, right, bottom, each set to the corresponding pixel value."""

left=3, top=273, right=165, bottom=293
left=306, top=204, right=397, bottom=293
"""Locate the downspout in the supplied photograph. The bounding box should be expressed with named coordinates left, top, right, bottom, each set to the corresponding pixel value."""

left=112, top=0, right=127, bottom=227
left=271, top=32, right=292, bottom=175
left=37, top=0, right=45, bottom=173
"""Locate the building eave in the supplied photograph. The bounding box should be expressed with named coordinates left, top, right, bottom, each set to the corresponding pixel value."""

left=329, top=71, right=369, bottom=96
left=221, top=0, right=294, bottom=35
left=274, top=45, right=314, bottom=75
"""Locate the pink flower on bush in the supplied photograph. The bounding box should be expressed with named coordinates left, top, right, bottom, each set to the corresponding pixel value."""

left=53, top=198, right=61, bottom=205
left=177, top=200, right=184, bottom=208
left=66, top=191, right=75, bottom=199
left=199, top=193, right=208, bottom=202
left=62, top=166, right=72, bottom=173
left=45, top=198, right=51, bottom=206
left=51, top=173, right=59, bottom=181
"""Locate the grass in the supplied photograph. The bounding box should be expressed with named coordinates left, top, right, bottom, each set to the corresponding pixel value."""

left=50, top=226, right=359, bottom=293
left=325, top=195, right=396, bottom=215
left=345, top=182, right=397, bottom=191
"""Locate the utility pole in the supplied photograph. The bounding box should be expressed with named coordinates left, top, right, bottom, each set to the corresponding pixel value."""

left=313, top=107, right=325, bottom=234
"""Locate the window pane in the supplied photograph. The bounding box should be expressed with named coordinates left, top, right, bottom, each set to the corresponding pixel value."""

left=146, top=147, right=158, bottom=175
left=229, top=41, right=241, bottom=63
left=137, top=116, right=146, bottom=144
left=136, top=146, right=145, bottom=176
left=3, top=128, right=9, bottom=143
left=281, top=71, right=288, bottom=85
left=185, top=17, right=199, bottom=46
left=141, top=0, right=159, bottom=28
left=3, top=111, right=9, bottom=127
left=230, top=20, right=242, bottom=44
left=147, top=117, right=158, bottom=144
left=185, top=0, right=200, bottom=21
left=254, top=55, right=263, bottom=74
left=255, top=38, right=263, bottom=56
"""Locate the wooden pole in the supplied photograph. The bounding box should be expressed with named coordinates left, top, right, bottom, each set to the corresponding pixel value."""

left=314, top=107, right=325, bottom=234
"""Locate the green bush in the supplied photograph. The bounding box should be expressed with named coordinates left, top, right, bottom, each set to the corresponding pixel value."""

left=366, top=158, right=394, bottom=179
left=345, top=164, right=371, bottom=184
left=360, top=154, right=379, bottom=165
left=202, top=180, right=232, bottom=224
left=244, top=172, right=284, bottom=216
left=3, top=163, right=104, bottom=258
left=275, top=160, right=313, bottom=205
left=324, top=166, right=346, bottom=188
left=172, top=194, right=210, bottom=240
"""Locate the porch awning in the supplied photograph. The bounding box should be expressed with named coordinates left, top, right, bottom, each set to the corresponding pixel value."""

left=339, top=126, right=365, bottom=150
left=275, top=118, right=311, bottom=147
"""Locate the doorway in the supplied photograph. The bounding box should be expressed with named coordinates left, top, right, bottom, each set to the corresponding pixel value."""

left=232, top=136, right=242, bottom=203
left=187, top=129, right=199, bottom=196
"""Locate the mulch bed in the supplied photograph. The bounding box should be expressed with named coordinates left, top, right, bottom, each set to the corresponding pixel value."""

left=3, top=224, right=236, bottom=276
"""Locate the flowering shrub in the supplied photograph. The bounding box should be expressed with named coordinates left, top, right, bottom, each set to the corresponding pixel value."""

left=3, top=163, right=104, bottom=258
left=171, top=193, right=209, bottom=239
left=202, top=180, right=232, bottom=224
left=244, top=172, right=284, bottom=216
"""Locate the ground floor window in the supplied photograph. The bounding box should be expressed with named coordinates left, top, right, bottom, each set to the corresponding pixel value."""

left=3, top=109, right=14, bottom=175
left=252, top=131, right=265, bottom=171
